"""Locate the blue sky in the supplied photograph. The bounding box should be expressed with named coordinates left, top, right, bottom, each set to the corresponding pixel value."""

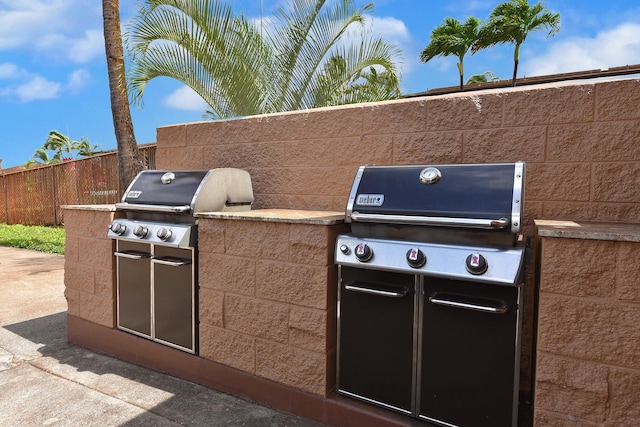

left=1, top=0, right=639, bottom=168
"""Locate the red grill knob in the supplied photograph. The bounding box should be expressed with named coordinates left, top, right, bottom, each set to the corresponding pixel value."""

left=466, top=253, right=488, bottom=275
left=406, top=248, right=426, bottom=268
left=354, top=243, right=373, bottom=262
left=157, top=228, right=172, bottom=242
left=133, top=225, right=149, bottom=238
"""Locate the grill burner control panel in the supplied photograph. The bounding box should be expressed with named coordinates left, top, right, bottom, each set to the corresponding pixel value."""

left=335, top=235, right=524, bottom=285
left=108, top=219, right=195, bottom=248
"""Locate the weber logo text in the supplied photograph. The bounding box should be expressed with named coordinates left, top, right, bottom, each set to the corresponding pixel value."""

left=356, top=194, right=384, bottom=206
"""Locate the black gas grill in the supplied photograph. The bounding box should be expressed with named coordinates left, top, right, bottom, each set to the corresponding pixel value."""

left=107, top=168, right=253, bottom=353
left=335, top=162, right=525, bottom=427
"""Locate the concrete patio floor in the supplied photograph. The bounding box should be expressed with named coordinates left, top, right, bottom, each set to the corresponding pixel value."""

left=0, top=246, right=325, bottom=426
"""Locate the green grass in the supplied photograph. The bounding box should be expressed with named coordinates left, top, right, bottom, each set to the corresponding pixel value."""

left=0, top=224, right=65, bottom=255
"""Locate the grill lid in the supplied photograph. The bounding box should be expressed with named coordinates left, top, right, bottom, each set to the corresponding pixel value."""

left=346, top=162, right=524, bottom=233
left=116, top=168, right=254, bottom=214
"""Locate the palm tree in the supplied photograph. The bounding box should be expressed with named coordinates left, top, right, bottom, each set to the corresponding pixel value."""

left=24, top=131, right=103, bottom=168
left=125, top=0, right=402, bottom=119
left=419, top=16, right=481, bottom=91
left=75, top=139, right=103, bottom=157
left=25, top=148, right=61, bottom=168
left=103, top=0, right=144, bottom=191
left=472, top=0, right=560, bottom=87
left=43, top=130, right=76, bottom=159
left=467, top=71, right=500, bottom=84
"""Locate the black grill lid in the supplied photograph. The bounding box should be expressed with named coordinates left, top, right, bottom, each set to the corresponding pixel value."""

left=117, top=169, right=254, bottom=214
left=122, top=170, right=209, bottom=206
left=345, top=162, right=524, bottom=233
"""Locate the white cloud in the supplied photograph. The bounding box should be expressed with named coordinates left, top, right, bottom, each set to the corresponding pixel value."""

left=0, top=62, right=21, bottom=79
left=67, top=69, right=91, bottom=93
left=522, top=22, right=640, bottom=77
left=164, top=85, right=209, bottom=111
left=0, top=0, right=103, bottom=63
left=0, top=64, right=89, bottom=101
left=68, top=30, right=105, bottom=63
left=14, top=75, right=62, bottom=102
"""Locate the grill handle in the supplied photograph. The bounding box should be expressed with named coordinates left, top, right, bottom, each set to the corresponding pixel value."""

left=349, top=212, right=510, bottom=230
left=428, top=295, right=508, bottom=314
left=344, top=284, right=407, bottom=298
left=114, top=251, right=151, bottom=260
left=152, top=257, right=192, bottom=267
left=115, top=203, right=192, bottom=213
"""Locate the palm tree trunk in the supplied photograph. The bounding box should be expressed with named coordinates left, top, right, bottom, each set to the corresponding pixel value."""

left=103, top=0, right=144, bottom=192
left=457, top=60, right=464, bottom=91
left=512, top=44, right=520, bottom=87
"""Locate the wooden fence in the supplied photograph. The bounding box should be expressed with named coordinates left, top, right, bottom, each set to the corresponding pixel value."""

left=0, top=144, right=156, bottom=226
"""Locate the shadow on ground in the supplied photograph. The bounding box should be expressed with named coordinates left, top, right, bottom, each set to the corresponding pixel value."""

left=4, top=312, right=324, bottom=427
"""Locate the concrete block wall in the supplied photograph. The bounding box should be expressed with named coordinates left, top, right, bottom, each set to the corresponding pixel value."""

left=197, top=217, right=349, bottom=396
left=156, top=77, right=640, bottom=397
left=63, top=209, right=118, bottom=327
left=535, top=232, right=640, bottom=426
left=156, top=78, right=640, bottom=230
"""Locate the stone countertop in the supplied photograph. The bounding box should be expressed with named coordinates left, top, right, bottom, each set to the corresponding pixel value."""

left=535, top=219, right=640, bottom=242
left=62, top=204, right=117, bottom=212
left=196, top=209, right=345, bottom=225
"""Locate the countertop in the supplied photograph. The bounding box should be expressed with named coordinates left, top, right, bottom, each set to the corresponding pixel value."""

left=196, top=209, right=345, bottom=225
left=535, top=219, right=640, bottom=242
left=62, top=204, right=117, bottom=212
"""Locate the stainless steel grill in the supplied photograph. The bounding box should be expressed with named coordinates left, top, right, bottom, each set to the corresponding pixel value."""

left=107, top=168, right=253, bottom=353
left=335, top=162, right=525, bottom=427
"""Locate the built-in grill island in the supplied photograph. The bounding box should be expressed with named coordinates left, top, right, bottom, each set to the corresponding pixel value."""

left=107, top=169, right=254, bottom=354
left=335, top=162, right=526, bottom=427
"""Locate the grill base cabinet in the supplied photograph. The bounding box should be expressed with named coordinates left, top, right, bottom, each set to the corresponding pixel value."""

left=338, top=268, right=416, bottom=414
left=116, top=240, right=197, bottom=354
left=337, top=265, right=524, bottom=427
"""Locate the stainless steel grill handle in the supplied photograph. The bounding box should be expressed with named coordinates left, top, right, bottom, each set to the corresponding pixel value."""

left=115, top=203, right=192, bottom=213
left=114, top=251, right=151, bottom=260
left=349, top=212, right=510, bottom=229
left=428, top=296, right=508, bottom=314
left=345, top=284, right=406, bottom=298
left=152, top=257, right=192, bottom=267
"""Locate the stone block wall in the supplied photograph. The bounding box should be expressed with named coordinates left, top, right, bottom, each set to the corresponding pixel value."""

left=156, top=78, right=640, bottom=231
left=197, top=216, right=349, bottom=396
left=63, top=208, right=119, bottom=327
left=156, top=77, right=640, bottom=397
left=534, top=222, right=640, bottom=426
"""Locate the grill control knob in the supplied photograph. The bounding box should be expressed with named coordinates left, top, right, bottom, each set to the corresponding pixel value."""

left=354, top=243, right=373, bottom=262
left=466, top=253, right=488, bottom=275
left=133, top=225, right=149, bottom=238
left=109, top=222, right=127, bottom=236
left=156, top=228, right=173, bottom=242
left=406, top=248, right=426, bottom=268
left=339, top=244, right=350, bottom=255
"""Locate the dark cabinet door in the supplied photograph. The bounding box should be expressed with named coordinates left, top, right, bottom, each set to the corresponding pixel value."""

left=153, top=246, right=195, bottom=352
left=338, top=267, right=416, bottom=414
left=420, top=277, right=520, bottom=427
left=116, top=241, right=152, bottom=337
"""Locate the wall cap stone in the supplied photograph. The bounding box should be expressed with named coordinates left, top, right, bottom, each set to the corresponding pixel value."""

left=535, top=219, right=640, bottom=242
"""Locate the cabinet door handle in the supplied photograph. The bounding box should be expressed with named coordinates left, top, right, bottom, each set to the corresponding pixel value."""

left=152, top=257, right=192, bottom=267
left=428, top=296, right=508, bottom=314
left=345, top=284, right=407, bottom=298
left=115, top=251, right=151, bottom=260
